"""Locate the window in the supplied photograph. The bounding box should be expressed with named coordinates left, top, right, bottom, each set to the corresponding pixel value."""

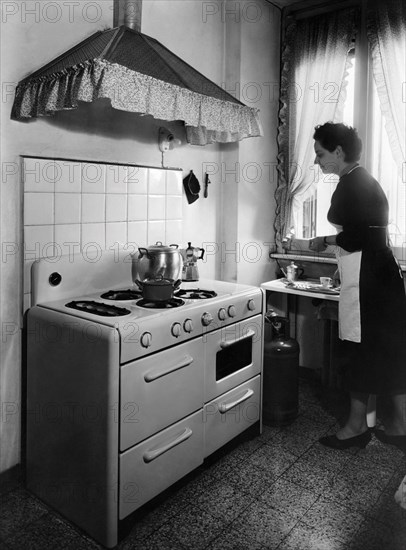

left=292, top=19, right=405, bottom=258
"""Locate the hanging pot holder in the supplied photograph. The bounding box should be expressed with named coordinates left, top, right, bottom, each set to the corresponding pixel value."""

left=183, top=170, right=200, bottom=204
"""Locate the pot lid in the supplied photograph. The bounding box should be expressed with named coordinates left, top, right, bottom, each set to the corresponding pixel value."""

left=10, top=26, right=262, bottom=146
left=146, top=242, right=179, bottom=253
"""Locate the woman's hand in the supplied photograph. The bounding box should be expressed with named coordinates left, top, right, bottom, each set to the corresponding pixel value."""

left=308, top=237, right=328, bottom=252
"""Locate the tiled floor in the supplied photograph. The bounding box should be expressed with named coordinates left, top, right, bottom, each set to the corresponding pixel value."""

left=1, top=376, right=405, bottom=550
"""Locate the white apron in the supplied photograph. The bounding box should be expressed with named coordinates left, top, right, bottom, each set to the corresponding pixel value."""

left=333, top=223, right=362, bottom=343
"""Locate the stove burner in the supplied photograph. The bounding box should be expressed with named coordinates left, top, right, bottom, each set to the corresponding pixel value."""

left=66, top=300, right=131, bottom=317
left=136, top=298, right=185, bottom=309
left=100, top=289, right=142, bottom=301
left=175, top=288, right=217, bottom=300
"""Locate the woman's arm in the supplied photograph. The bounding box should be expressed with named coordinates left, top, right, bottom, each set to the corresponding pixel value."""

left=309, top=235, right=336, bottom=252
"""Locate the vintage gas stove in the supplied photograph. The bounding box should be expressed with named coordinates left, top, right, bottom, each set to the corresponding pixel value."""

left=26, top=250, right=264, bottom=548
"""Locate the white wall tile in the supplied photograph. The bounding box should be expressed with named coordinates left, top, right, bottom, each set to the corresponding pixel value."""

left=55, top=193, right=81, bottom=224
left=148, top=195, right=165, bottom=220
left=147, top=220, right=166, bottom=245
left=165, top=220, right=183, bottom=246
left=24, top=225, right=54, bottom=261
left=128, top=221, right=148, bottom=248
left=127, top=166, right=148, bottom=193
left=106, top=194, right=127, bottom=222
left=166, top=195, right=183, bottom=220
left=128, top=194, right=147, bottom=221
left=149, top=168, right=166, bottom=194
left=54, top=160, right=81, bottom=192
left=24, top=192, right=54, bottom=225
left=166, top=170, right=182, bottom=195
left=23, top=157, right=55, bottom=192
left=82, top=162, right=106, bottom=193
left=82, top=193, right=105, bottom=223
left=23, top=161, right=183, bottom=297
left=54, top=224, right=81, bottom=255
left=106, top=164, right=128, bottom=193
left=81, top=222, right=106, bottom=251
left=106, top=222, right=127, bottom=249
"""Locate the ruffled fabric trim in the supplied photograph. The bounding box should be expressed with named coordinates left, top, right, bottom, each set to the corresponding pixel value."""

left=11, top=59, right=263, bottom=146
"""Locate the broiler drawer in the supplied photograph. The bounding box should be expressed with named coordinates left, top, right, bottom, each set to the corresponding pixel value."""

left=203, top=375, right=261, bottom=458
left=120, top=339, right=204, bottom=451
left=119, top=410, right=203, bottom=519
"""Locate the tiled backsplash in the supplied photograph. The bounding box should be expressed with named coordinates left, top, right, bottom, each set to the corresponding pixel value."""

left=23, top=157, right=183, bottom=310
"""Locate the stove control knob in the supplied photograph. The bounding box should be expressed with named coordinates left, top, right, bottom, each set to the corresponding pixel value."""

left=247, top=299, right=256, bottom=311
left=218, top=308, right=227, bottom=321
left=201, top=312, right=213, bottom=326
left=183, top=319, right=193, bottom=333
left=228, top=305, right=236, bottom=318
left=171, top=322, right=182, bottom=338
left=140, top=331, right=152, bottom=348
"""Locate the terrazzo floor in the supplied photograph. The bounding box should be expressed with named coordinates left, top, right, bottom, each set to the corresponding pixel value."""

left=1, top=375, right=405, bottom=550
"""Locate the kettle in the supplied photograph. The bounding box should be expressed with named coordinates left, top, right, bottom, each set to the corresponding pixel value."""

left=282, top=261, right=304, bottom=282
left=180, top=242, right=205, bottom=281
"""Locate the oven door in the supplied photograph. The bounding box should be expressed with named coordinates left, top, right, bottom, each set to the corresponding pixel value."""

left=204, top=314, right=263, bottom=402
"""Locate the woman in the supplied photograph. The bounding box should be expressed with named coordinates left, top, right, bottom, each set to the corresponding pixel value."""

left=308, top=122, right=406, bottom=451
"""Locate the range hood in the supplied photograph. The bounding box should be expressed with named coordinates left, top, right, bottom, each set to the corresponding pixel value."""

left=10, top=23, right=262, bottom=146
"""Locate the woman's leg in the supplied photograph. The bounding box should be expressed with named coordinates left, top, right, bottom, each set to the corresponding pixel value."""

left=386, top=394, right=406, bottom=436
left=337, top=391, right=369, bottom=439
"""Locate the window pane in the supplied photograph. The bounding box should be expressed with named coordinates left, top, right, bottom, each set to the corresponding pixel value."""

left=296, top=52, right=355, bottom=238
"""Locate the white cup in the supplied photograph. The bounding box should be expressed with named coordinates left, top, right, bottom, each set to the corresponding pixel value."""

left=320, top=277, right=332, bottom=288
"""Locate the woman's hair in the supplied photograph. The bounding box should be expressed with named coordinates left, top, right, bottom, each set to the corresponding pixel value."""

left=313, top=122, right=362, bottom=162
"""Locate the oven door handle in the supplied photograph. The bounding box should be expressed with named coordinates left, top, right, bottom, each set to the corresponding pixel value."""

left=219, top=328, right=256, bottom=349
left=218, top=388, right=255, bottom=413
left=143, top=428, right=193, bottom=463
left=144, top=355, right=194, bottom=382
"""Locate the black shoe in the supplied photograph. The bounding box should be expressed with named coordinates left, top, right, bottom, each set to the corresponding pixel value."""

left=318, top=430, right=372, bottom=450
left=373, top=429, right=406, bottom=453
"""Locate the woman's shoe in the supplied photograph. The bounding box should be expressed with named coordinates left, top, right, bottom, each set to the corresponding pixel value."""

left=373, top=429, right=406, bottom=453
left=318, top=430, right=372, bottom=450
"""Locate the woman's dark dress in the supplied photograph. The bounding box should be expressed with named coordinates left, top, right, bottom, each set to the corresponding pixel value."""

left=328, top=166, right=406, bottom=394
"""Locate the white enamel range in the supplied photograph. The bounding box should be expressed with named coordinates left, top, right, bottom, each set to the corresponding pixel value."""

left=26, top=249, right=264, bottom=548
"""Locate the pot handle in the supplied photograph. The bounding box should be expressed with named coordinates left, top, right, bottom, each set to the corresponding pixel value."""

left=199, top=248, right=205, bottom=260
left=138, top=247, right=149, bottom=259
left=169, top=243, right=179, bottom=249
left=173, top=279, right=182, bottom=289
left=135, top=280, right=143, bottom=290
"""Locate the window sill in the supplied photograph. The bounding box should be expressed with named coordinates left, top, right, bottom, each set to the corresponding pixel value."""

left=270, top=253, right=337, bottom=265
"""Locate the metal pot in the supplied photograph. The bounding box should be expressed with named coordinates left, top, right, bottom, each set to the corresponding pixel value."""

left=131, top=242, right=183, bottom=282
left=135, top=276, right=182, bottom=302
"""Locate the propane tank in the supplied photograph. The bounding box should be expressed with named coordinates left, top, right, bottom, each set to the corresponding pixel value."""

left=263, top=310, right=300, bottom=426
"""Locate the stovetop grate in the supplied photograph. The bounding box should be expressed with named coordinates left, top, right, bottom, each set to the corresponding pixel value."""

left=175, top=289, right=217, bottom=300
left=66, top=300, right=131, bottom=317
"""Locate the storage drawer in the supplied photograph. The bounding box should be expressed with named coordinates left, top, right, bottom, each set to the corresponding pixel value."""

left=203, top=375, right=261, bottom=458
left=120, top=339, right=204, bottom=450
left=119, top=410, right=204, bottom=519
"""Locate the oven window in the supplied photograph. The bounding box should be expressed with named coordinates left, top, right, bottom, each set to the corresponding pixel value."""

left=216, top=338, right=253, bottom=381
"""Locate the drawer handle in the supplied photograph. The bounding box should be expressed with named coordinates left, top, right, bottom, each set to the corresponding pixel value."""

left=144, top=355, right=194, bottom=382
left=218, top=388, right=254, bottom=413
left=219, top=329, right=256, bottom=349
left=143, top=427, right=193, bottom=463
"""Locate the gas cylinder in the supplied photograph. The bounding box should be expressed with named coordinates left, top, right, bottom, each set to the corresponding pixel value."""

left=263, top=310, right=300, bottom=426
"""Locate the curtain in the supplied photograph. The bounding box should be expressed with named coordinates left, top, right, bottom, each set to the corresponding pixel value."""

left=367, top=0, right=406, bottom=178
left=275, top=8, right=358, bottom=247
